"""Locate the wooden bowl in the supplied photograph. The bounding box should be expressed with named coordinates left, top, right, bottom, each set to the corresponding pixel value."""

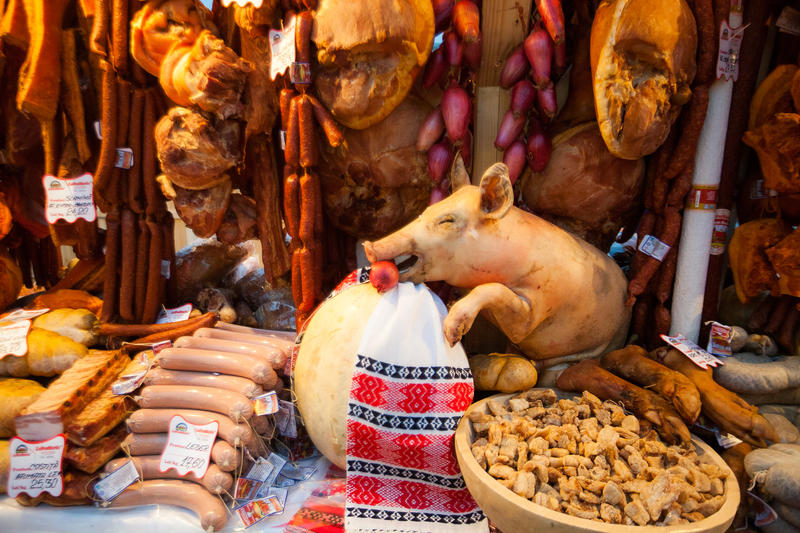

left=455, top=392, right=741, bottom=533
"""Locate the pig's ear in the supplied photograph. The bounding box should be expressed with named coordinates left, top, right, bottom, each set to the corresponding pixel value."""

left=479, top=163, right=513, bottom=219
left=450, top=152, right=471, bottom=191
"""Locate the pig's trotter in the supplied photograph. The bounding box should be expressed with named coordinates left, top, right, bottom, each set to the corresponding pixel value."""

left=443, top=283, right=534, bottom=346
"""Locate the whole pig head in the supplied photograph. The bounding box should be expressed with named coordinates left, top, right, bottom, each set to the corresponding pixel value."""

left=363, top=158, right=631, bottom=365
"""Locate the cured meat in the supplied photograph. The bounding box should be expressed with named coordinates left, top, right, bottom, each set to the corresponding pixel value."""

left=157, top=175, right=232, bottom=238
left=215, top=193, right=258, bottom=245
left=63, top=423, right=128, bottom=474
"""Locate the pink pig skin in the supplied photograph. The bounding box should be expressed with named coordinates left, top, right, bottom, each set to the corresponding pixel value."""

left=363, top=161, right=631, bottom=365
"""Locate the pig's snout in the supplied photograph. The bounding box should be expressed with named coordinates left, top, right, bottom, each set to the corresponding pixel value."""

left=363, top=241, right=378, bottom=263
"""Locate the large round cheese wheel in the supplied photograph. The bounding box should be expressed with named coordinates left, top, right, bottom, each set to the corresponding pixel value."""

left=294, top=283, right=383, bottom=468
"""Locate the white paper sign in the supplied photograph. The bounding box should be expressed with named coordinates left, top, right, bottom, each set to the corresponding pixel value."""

left=253, top=391, right=279, bottom=416
left=2, top=308, right=49, bottom=322
left=114, top=148, right=134, bottom=169
left=269, top=15, right=296, bottom=80
left=94, top=460, right=139, bottom=501
left=638, top=234, right=671, bottom=262
left=43, top=173, right=97, bottom=224
left=7, top=435, right=65, bottom=498
left=661, top=333, right=725, bottom=369
left=155, top=303, right=193, bottom=324
left=716, top=20, right=744, bottom=81
left=159, top=416, right=218, bottom=478
left=0, top=320, right=31, bottom=360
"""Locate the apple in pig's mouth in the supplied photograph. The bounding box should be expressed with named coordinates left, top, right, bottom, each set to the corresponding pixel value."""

left=363, top=241, right=424, bottom=282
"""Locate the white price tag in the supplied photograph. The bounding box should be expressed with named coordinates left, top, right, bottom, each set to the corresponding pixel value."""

left=155, top=303, right=193, bottom=324
left=716, top=20, right=744, bottom=81
left=160, top=260, right=171, bottom=279
left=266, top=486, right=288, bottom=509
left=0, top=320, right=31, bottom=360
left=94, top=460, right=139, bottom=502
left=776, top=6, right=800, bottom=36
left=255, top=453, right=286, bottom=497
left=275, top=400, right=297, bottom=438
left=43, top=173, right=97, bottom=224
left=638, top=234, right=671, bottom=262
left=7, top=435, right=65, bottom=498
left=114, top=148, right=134, bottom=169
left=269, top=15, right=296, bottom=80
left=93, top=121, right=102, bottom=140
left=661, top=334, right=725, bottom=369
left=253, top=391, right=279, bottom=416
left=159, top=416, right=218, bottom=478
left=2, top=308, right=49, bottom=322
left=706, top=321, right=734, bottom=357
left=235, top=495, right=284, bottom=527
left=112, top=351, right=154, bottom=395
left=716, top=431, right=742, bottom=449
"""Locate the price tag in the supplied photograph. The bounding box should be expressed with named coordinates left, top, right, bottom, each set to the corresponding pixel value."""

left=93, top=121, right=102, bottom=140
left=275, top=400, right=297, bottom=438
left=716, top=20, right=744, bottom=81
left=706, top=321, right=734, bottom=357
left=750, top=179, right=769, bottom=200
left=685, top=185, right=718, bottom=210
left=266, top=486, right=288, bottom=509
left=280, top=462, right=316, bottom=481
left=114, top=148, right=134, bottom=169
left=716, top=431, right=742, bottom=449
left=94, top=460, right=139, bottom=502
left=748, top=491, right=779, bottom=527
left=43, top=173, right=97, bottom=224
left=220, top=0, right=263, bottom=6
left=155, top=303, right=192, bottom=324
left=235, top=495, right=284, bottom=527
left=253, top=391, right=279, bottom=416
left=161, top=260, right=171, bottom=279
left=710, top=209, right=730, bottom=256
left=638, top=234, right=671, bottom=262
left=1, top=308, right=49, bottom=322
left=112, top=351, right=155, bottom=395
left=290, top=62, right=311, bottom=85
left=159, top=415, right=218, bottom=478
left=269, top=15, right=296, bottom=80
left=7, top=435, right=65, bottom=498
left=0, top=320, right=31, bottom=360
left=279, top=130, right=287, bottom=151
left=234, top=477, right=262, bottom=500
left=253, top=453, right=287, bottom=497
left=661, top=334, right=725, bottom=369
left=776, top=6, right=800, bottom=36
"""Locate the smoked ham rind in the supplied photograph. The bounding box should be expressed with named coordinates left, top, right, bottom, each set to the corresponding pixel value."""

left=63, top=423, right=128, bottom=474
left=15, top=350, right=129, bottom=440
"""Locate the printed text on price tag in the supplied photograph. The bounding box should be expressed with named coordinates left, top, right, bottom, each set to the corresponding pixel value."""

left=42, top=173, right=96, bottom=224
left=159, top=416, right=218, bottom=478
left=0, top=320, right=31, bottom=360
left=7, top=434, right=65, bottom=498
left=156, top=303, right=193, bottom=324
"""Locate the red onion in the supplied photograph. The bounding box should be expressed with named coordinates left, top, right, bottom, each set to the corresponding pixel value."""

left=526, top=118, right=552, bottom=172
left=503, top=140, right=527, bottom=185
left=433, top=0, right=454, bottom=32
left=453, top=0, right=480, bottom=43
left=553, top=40, right=567, bottom=76
left=499, top=45, right=528, bottom=88
left=535, top=0, right=565, bottom=45
left=442, top=85, right=471, bottom=142
left=416, top=106, right=445, bottom=152
left=463, top=34, right=482, bottom=71
left=461, top=129, right=473, bottom=168
left=494, top=109, right=525, bottom=151
left=524, top=25, right=553, bottom=88
left=510, top=80, right=536, bottom=117
left=537, top=85, right=557, bottom=119
left=445, top=31, right=463, bottom=67
left=438, top=177, right=451, bottom=193
left=430, top=187, right=447, bottom=205
left=428, top=142, right=453, bottom=183
left=422, top=48, right=447, bottom=89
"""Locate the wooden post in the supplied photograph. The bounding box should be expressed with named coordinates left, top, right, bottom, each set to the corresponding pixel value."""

left=472, top=0, right=532, bottom=182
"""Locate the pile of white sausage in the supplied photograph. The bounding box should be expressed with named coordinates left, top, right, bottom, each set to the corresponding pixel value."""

left=103, top=323, right=294, bottom=532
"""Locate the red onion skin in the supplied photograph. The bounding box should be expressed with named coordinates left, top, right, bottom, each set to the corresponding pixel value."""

left=494, top=110, right=525, bottom=151
left=535, top=0, right=565, bottom=45
left=442, top=85, right=471, bottom=142
left=553, top=39, right=567, bottom=76
left=422, top=48, right=447, bottom=89
left=524, top=25, right=553, bottom=88
left=416, top=106, right=445, bottom=152
left=453, top=0, right=480, bottom=43
left=430, top=187, right=448, bottom=204
left=503, top=140, right=527, bottom=185
left=463, top=34, right=482, bottom=71
left=438, top=177, right=451, bottom=193
left=537, top=85, right=558, bottom=119
left=461, top=129, right=473, bottom=168
left=433, top=0, right=454, bottom=32
left=510, top=80, right=536, bottom=117
left=499, top=45, right=528, bottom=89
left=526, top=119, right=552, bottom=172
left=445, top=31, right=463, bottom=67
left=428, top=142, right=453, bottom=183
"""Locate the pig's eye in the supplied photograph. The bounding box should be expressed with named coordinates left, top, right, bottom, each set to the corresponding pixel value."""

left=437, top=215, right=455, bottom=226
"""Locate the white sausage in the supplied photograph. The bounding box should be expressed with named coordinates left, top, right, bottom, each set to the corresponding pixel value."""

left=105, top=456, right=233, bottom=495
left=175, top=335, right=286, bottom=370
left=213, top=322, right=296, bottom=341
left=196, top=327, right=295, bottom=351
left=126, top=408, right=258, bottom=451
left=156, top=347, right=278, bottom=388
left=144, top=368, right=263, bottom=398
left=108, top=479, right=228, bottom=532
left=120, top=433, right=240, bottom=472
left=138, top=385, right=254, bottom=422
